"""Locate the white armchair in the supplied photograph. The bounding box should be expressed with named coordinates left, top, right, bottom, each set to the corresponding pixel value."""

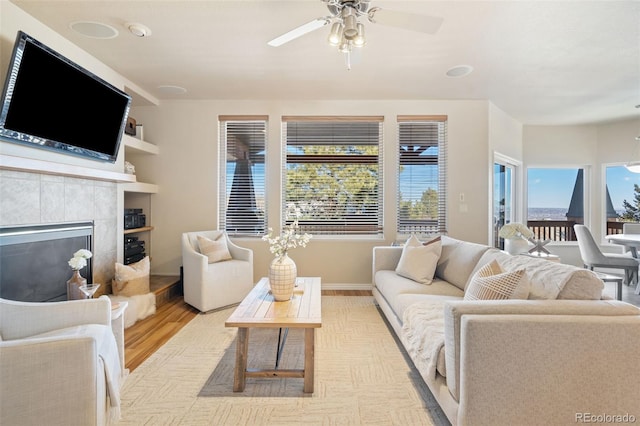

left=0, top=296, right=125, bottom=426
left=182, top=230, right=254, bottom=312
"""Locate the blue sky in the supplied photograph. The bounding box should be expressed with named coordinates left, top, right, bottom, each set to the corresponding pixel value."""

left=528, top=167, right=640, bottom=210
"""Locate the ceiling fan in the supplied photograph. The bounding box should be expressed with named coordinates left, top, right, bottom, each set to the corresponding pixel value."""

left=267, top=0, right=443, bottom=69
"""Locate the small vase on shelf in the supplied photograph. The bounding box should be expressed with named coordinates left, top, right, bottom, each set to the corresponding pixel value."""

left=67, top=270, right=87, bottom=300
left=268, top=254, right=297, bottom=301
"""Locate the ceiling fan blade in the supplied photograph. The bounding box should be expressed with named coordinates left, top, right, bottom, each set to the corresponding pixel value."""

left=370, top=9, right=443, bottom=34
left=268, top=18, right=329, bottom=47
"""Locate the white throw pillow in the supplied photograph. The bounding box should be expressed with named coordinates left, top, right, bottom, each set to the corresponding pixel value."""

left=464, top=259, right=529, bottom=300
left=395, top=235, right=442, bottom=284
left=112, top=256, right=150, bottom=297
left=197, top=234, right=232, bottom=263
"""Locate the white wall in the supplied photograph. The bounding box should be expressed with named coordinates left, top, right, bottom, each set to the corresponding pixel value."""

left=131, top=100, right=493, bottom=284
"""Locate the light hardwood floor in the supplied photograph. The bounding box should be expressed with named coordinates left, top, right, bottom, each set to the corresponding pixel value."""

left=124, top=289, right=372, bottom=372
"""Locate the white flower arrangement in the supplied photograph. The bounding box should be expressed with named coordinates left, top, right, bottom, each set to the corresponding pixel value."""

left=68, top=249, right=92, bottom=271
left=262, top=203, right=312, bottom=260
left=499, top=222, right=534, bottom=239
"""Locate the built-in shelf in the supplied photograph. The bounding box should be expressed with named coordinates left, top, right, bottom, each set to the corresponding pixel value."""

left=0, top=154, right=136, bottom=183
left=123, top=134, right=159, bottom=155
left=124, top=225, right=154, bottom=235
left=121, top=182, right=159, bottom=194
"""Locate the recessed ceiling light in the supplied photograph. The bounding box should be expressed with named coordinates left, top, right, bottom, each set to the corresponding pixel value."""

left=157, top=85, right=187, bottom=95
left=126, top=22, right=152, bottom=38
left=70, top=21, right=119, bottom=39
left=446, top=65, right=474, bottom=78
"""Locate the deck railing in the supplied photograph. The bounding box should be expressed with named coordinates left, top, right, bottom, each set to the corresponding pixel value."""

left=526, top=220, right=626, bottom=241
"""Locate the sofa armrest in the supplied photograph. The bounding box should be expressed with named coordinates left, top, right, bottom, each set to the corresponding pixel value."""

left=443, top=299, right=640, bottom=402
left=457, top=314, right=640, bottom=425
left=372, top=246, right=403, bottom=278
left=0, top=336, right=101, bottom=425
left=0, top=296, right=111, bottom=340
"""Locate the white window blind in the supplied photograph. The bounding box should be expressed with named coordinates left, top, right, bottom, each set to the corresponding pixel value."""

left=282, top=116, right=384, bottom=236
left=219, top=116, right=267, bottom=236
left=397, top=115, right=448, bottom=235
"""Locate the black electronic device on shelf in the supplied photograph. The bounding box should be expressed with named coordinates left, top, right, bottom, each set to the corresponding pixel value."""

left=124, top=208, right=146, bottom=230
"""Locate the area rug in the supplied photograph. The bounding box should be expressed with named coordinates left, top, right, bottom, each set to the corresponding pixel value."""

left=118, top=296, right=449, bottom=425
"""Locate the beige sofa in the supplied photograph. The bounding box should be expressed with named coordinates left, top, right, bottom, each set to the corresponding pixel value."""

left=373, top=236, right=640, bottom=426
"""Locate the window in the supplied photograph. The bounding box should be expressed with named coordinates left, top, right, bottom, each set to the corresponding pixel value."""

left=527, top=167, right=584, bottom=241
left=282, top=116, right=383, bottom=236
left=219, top=116, right=267, bottom=236
left=604, top=165, right=640, bottom=234
left=397, top=116, right=447, bottom=236
left=493, top=161, right=514, bottom=248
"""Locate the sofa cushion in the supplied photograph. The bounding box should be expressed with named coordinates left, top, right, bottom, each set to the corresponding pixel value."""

left=464, top=260, right=529, bottom=300
left=197, top=234, right=232, bottom=263
left=435, top=236, right=492, bottom=291
left=395, top=235, right=442, bottom=284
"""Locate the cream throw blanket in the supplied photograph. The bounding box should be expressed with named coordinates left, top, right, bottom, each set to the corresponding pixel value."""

left=494, top=254, right=582, bottom=299
left=401, top=300, right=446, bottom=380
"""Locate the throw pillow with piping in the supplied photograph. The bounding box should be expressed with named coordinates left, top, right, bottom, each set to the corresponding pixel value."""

left=395, top=235, right=442, bottom=284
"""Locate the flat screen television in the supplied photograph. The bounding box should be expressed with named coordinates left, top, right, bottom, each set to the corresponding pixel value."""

left=0, top=31, right=131, bottom=163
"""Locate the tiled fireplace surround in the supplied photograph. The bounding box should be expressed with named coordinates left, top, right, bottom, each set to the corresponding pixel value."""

left=0, top=169, right=118, bottom=294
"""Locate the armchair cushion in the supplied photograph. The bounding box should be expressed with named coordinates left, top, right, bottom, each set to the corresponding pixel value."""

left=113, top=256, right=150, bottom=296
left=197, top=234, right=232, bottom=263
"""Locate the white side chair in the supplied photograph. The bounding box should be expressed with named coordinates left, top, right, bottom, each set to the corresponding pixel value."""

left=181, top=230, right=254, bottom=312
left=0, top=296, right=124, bottom=426
left=574, top=224, right=639, bottom=285
left=622, top=222, right=640, bottom=255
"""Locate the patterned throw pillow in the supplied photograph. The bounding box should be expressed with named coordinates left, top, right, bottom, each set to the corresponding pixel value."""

left=395, top=235, right=442, bottom=284
left=197, top=234, right=232, bottom=263
left=464, top=259, right=529, bottom=300
left=113, top=256, right=150, bottom=296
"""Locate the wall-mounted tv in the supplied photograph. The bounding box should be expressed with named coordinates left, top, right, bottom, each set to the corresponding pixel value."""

left=0, top=31, right=131, bottom=163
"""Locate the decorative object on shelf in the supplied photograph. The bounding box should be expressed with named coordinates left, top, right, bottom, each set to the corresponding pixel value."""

left=499, top=222, right=534, bottom=255
left=67, top=249, right=92, bottom=300
left=262, top=203, right=312, bottom=301
left=528, top=238, right=552, bottom=255
left=134, top=124, right=144, bottom=140
left=125, top=116, right=137, bottom=135
left=124, top=161, right=136, bottom=174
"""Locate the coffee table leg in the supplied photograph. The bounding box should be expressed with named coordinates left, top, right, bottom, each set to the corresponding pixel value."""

left=303, top=328, right=315, bottom=393
left=234, top=327, right=249, bottom=392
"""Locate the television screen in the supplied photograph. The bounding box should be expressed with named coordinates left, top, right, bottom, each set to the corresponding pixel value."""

left=0, top=31, right=131, bottom=163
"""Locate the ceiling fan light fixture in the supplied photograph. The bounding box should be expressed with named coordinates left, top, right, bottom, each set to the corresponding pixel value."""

left=342, top=7, right=358, bottom=39
left=625, top=162, right=640, bottom=173
left=328, top=22, right=343, bottom=46
left=353, top=23, right=366, bottom=46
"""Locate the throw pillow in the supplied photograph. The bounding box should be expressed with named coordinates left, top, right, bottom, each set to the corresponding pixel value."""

left=395, top=235, right=442, bottom=284
left=197, top=234, right=232, bottom=263
left=112, top=256, right=150, bottom=297
left=464, top=259, right=529, bottom=300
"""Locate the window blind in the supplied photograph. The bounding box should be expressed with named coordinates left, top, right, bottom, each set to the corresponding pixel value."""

left=219, top=116, right=267, bottom=236
left=397, top=115, right=448, bottom=235
left=282, top=116, right=384, bottom=236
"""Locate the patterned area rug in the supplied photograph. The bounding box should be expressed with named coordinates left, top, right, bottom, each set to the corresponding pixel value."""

left=118, top=296, right=449, bottom=425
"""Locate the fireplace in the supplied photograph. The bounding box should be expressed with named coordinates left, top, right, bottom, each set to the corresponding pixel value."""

left=0, top=221, right=93, bottom=302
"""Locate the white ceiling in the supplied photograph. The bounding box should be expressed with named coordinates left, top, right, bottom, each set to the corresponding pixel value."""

left=10, top=0, right=640, bottom=126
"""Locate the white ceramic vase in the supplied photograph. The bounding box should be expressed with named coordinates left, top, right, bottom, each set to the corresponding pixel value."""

left=268, top=254, right=297, bottom=301
left=504, top=237, right=529, bottom=255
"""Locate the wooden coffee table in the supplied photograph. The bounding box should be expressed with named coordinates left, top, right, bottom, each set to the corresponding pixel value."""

left=224, top=276, right=322, bottom=393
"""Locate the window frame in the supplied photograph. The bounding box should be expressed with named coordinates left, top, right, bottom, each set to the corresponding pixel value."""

left=281, top=115, right=384, bottom=237
left=396, top=115, right=448, bottom=238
